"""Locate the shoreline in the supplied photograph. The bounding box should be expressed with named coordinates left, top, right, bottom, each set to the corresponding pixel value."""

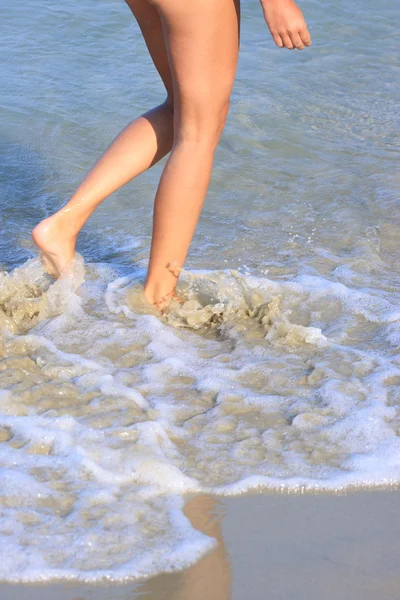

left=2, top=488, right=400, bottom=600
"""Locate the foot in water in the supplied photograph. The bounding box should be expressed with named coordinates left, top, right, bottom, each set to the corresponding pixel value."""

left=32, top=213, right=77, bottom=278
left=143, top=285, right=185, bottom=314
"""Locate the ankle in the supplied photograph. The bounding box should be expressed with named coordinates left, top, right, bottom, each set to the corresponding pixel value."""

left=52, top=207, right=81, bottom=237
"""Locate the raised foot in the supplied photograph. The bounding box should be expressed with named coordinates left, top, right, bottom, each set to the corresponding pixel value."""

left=32, top=214, right=77, bottom=278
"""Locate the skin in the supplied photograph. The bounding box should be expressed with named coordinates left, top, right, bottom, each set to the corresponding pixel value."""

left=32, top=0, right=311, bottom=311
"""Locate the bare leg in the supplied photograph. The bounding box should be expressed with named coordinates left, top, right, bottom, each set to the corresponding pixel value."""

left=32, top=0, right=240, bottom=314
left=32, top=0, right=174, bottom=277
left=143, top=0, right=240, bottom=309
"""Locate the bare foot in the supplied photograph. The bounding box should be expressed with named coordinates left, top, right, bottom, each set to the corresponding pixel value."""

left=143, top=286, right=183, bottom=314
left=32, top=213, right=77, bottom=278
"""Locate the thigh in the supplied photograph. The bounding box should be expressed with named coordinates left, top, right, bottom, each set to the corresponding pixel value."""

left=125, top=0, right=173, bottom=102
left=151, top=0, right=240, bottom=123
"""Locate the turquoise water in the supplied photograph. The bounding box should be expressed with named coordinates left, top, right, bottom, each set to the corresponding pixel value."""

left=0, top=0, right=399, bottom=582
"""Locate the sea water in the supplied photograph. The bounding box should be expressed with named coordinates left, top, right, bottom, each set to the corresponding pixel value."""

left=0, top=0, right=399, bottom=583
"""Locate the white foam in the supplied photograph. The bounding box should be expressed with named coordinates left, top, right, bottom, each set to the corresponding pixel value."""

left=0, top=261, right=399, bottom=582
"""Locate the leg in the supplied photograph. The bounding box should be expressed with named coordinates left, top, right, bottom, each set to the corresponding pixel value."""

left=143, top=0, right=240, bottom=309
left=32, top=0, right=173, bottom=277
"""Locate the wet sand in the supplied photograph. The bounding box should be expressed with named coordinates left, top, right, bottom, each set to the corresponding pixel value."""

left=1, top=489, right=400, bottom=600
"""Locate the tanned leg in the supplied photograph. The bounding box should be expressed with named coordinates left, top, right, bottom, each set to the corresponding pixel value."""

left=32, top=0, right=174, bottom=277
left=143, top=0, right=240, bottom=309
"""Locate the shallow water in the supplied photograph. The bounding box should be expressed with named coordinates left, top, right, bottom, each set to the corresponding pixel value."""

left=1, top=0, right=399, bottom=583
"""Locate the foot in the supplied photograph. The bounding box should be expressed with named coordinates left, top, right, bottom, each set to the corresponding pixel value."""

left=143, top=286, right=183, bottom=314
left=32, top=213, right=77, bottom=278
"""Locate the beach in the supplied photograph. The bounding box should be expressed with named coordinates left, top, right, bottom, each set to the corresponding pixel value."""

left=2, top=490, right=400, bottom=599
left=1, top=0, right=399, bottom=592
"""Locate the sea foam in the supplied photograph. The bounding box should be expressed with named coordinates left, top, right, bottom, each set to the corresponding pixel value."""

left=0, top=257, right=399, bottom=582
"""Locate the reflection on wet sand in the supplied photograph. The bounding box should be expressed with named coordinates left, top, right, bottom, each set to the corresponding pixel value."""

left=137, top=495, right=231, bottom=600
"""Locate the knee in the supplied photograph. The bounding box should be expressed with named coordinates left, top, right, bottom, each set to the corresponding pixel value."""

left=213, top=99, right=230, bottom=140
left=176, top=96, right=231, bottom=148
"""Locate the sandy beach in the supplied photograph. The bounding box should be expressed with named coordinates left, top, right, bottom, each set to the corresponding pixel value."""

left=2, top=489, right=399, bottom=600
left=2, top=0, right=399, bottom=595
